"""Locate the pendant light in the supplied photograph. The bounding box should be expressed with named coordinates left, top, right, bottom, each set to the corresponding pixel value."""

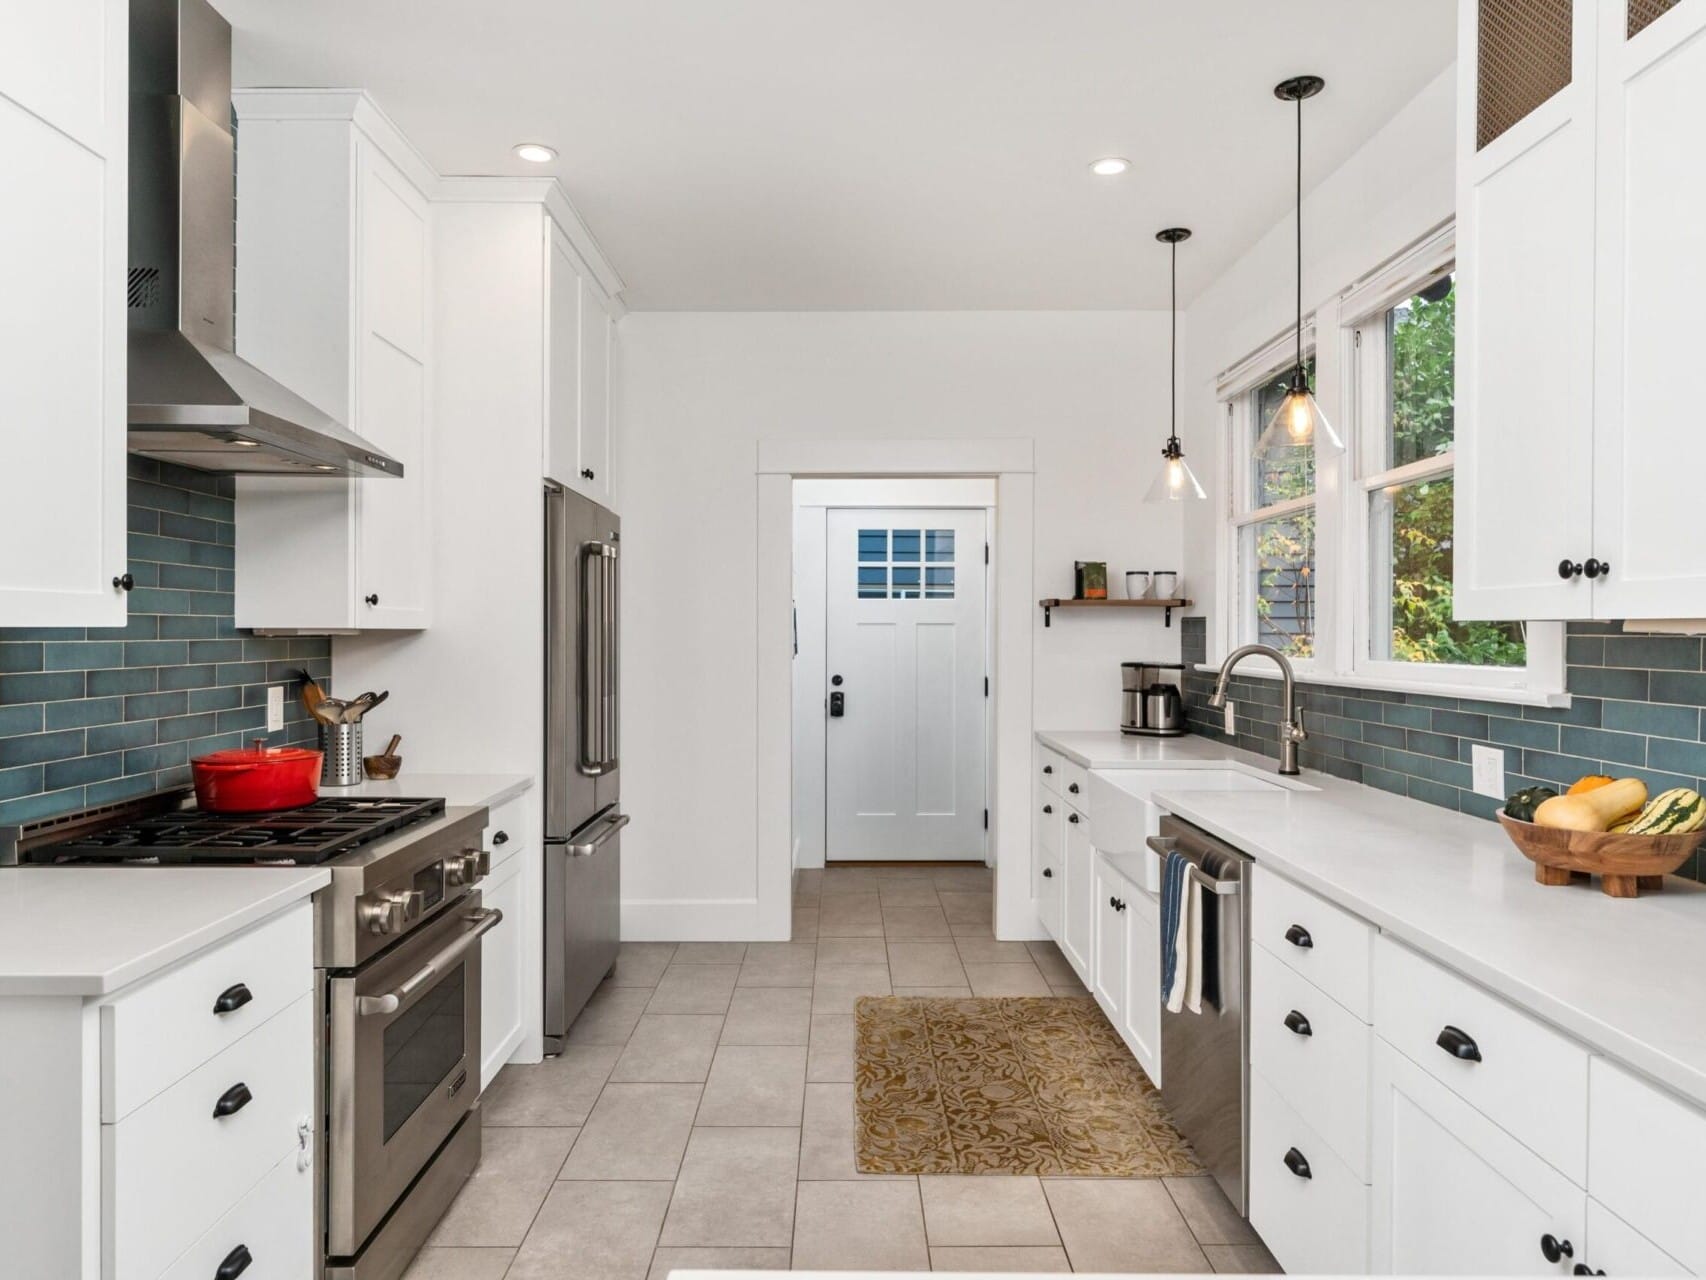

left=1146, top=227, right=1206, bottom=502
left=1254, top=74, right=1343, bottom=459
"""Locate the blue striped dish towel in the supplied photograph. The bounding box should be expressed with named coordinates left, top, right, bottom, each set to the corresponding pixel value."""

left=1160, top=850, right=1186, bottom=1002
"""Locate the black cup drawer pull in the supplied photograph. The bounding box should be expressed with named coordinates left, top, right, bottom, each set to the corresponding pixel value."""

left=1284, top=924, right=1313, bottom=949
left=212, top=1081, right=253, bottom=1119
left=1068, top=782, right=1080, bottom=794
left=492, top=829, right=510, bottom=845
left=1283, top=1009, right=1313, bottom=1037
left=215, top=1244, right=253, bottom=1280
left=1043, top=765, right=1053, bottom=775
left=1282, top=1147, right=1312, bottom=1179
left=212, top=982, right=253, bottom=1016
left=1541, top=1234, right=1574, bottom=1264
left=1436, top=1024, right=1482, bottom=1062
left=1571, top=1266, right=1603, bottom=1276
left=1042, top=804, right=1053, bottom=814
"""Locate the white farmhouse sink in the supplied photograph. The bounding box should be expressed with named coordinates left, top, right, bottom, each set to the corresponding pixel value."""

left=1088, top=767, right=1309, bottom=893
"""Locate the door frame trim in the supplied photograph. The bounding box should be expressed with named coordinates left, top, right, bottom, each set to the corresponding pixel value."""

left=756, top=438, right=1041, bottom=941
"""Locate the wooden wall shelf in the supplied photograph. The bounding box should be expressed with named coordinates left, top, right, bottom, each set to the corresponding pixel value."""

left=1038, top=598, right=1193, bottom=628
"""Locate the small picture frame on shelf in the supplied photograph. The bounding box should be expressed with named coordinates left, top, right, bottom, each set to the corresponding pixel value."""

left=1074, top=561, right=1108, bottom=600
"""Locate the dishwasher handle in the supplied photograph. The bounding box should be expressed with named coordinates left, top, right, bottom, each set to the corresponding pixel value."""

left=1144, top=835, right=1242, bottom=896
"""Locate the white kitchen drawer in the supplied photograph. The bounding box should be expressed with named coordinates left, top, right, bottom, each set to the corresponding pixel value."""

left=1251, top=942, right=1372, bottom=1180
left=1250, top=1069, right=1369, bottom=1275
left=105, top=993, right=314, bottom=1280
left=1057, top=757, right=1089, bottom=806
left=101, top=901, right=313, bottom=1122
left=1037, top=781, right=1062, bottom=859
left=1251, top=865, right=1373, bottom=1020
left=158, top=1147, right=313, bottom=1280
left=1374, top=935, right=1588, bottom=1184
left=1584, top=1197, right=1688, bottom=1277
left=485, top=790, right=532, bottom=873
left=1039, top=748, right=1065, bottom=796
left=1587, top=1057, right=1706, bottom=1273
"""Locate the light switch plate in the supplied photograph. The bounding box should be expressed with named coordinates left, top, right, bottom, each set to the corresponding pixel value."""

left=1471, top=743, right=1505, bottom=798
left=266, top=685, right=285, bottom=734
left=1223, top=701, right=1237, bottom=735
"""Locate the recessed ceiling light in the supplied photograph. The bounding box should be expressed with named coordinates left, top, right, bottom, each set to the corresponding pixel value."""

left=513, top=143, right=557, bottom=164
left=1089, top=157, right=1130, bottom=177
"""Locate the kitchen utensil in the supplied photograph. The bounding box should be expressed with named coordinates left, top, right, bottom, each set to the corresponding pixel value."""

left=364, top=734, right=403, bottom=781
left=1153, top=571, right=1179, bottom=599
left=297, top=669, right=332, bottom=724
left=1125, top=571, right=1153, bottom=600
left=319, top=722, right=364, bottom=787
left=315, top=697, right=349, bottom=722
left=192, top=738, right=322, bottom=812
left=1496, top=811, right=1706, bottom=897
left=343, top=690, right=389, bottom=723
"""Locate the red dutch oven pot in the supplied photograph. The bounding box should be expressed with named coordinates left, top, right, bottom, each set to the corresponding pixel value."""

left=192, top=739, right=323, bottom=813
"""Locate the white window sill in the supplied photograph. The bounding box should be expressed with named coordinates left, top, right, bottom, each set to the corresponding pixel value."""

left=1191, top=663, right=1570, bottom=710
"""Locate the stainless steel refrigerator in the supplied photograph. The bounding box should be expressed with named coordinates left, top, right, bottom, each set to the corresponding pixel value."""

left=543, top=481, right=628, bottom=1054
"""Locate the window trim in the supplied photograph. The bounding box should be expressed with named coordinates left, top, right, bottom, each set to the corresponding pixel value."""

left=1214, top=222, right=1566, bottom=705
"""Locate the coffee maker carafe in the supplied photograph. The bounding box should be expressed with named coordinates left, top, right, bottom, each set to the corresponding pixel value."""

left=1122, top=661, right=1187, bottom=737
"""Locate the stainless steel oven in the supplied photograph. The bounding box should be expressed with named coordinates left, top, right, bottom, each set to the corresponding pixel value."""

left=318, top=805, right=499, bottom=1280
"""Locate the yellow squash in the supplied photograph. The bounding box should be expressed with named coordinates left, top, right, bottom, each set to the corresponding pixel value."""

left=1534, top=778, right=1648, bottom=833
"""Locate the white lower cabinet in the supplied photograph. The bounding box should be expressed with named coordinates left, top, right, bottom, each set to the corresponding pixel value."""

left=1091, top=864, right=1127, bottom=1020
left=1371, top=1037, right=1585, bottom=1276
left=1059, top=805, right=1093, bottom=983
left=481, top=853, right=525, bottom=1090
left=1250, top=1070, right=1370, bottom=1275
left=1583, top=1198, right=1688, bottom=1277
left=1118, top=884, right=1161, bottom=1085
left=158, top=1148, right=313, bottom=1280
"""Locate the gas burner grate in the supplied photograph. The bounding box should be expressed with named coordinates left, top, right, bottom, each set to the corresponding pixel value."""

left=31, top=796, right=446, bottom=865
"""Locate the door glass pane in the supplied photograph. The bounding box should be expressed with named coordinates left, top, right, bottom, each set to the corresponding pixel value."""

left=1383, top=273, right=1456, bottom=470
left=891, top=530, right=921, bottom=562
left=383, top=966, right=464, bottom=1141
left=857, top=566, right=887, bottom=599
left=1369, top=475, right=1525, bottom=666
left=857, top=529, right=887, bottom=561
left=1252, top=358, right=1316, bottom=507
left=925, top=566, right=955, bottom=598
left=925, top=529, right=955, bottom=562
left=891, top=565, right=921, bottom=598
left=1242, top=507, right=1315, bottom=659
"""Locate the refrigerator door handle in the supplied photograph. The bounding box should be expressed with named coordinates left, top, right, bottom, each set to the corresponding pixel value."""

left=545, top=812, right=630, bottom=857
left=579, top=541, right=619, bottom=777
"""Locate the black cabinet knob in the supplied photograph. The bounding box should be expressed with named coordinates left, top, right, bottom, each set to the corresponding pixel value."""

left=1572, top=1265, right=1604, bottom=1276
left=1068, top=813, right=1080, bottom=824
left=1282, top=1147, right=1312, bottom=1179
left=212, top=1081, right=253, bottom=1119
left=1436, top=1024, right=1482, bottom=1062
left=215, top=1244, right=254, bottom=1280
left=112, top=573, right=135, bottom=591
left=364, top=593, right=380, bottom=606
left=1558, top=559, right=1584, bottom=580
left=1541, top=1235, right=1574, bottom=1264
left=1584, top=558, right=1609, bottom=579
left=1042, top=804, right=1053, bottom=815
left=1042, top=867, right=1053, bottom=878
left=493, top=830, right=509, bottom=845
left=1068, top=782, right=1080, bottom=794
left=1283, top=1009, right=1313, bottom=1037
left=1043, top=765, right=1053, bottom=775
left=211, top=982, right=253, bottom=1016
left=1115, top=898, right=1126, bottom=912
left=1284, top=924, right=1313, bottom=949
left=581, top=468, right=596, bottom=480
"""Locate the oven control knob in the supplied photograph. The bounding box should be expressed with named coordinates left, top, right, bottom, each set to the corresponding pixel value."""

left=446, top=849, right=491, bottom=886
left=360, top=889, right=426, bottom=935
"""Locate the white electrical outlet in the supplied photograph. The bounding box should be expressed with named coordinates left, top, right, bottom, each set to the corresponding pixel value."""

left=1223, top=701, right=1237, bottom=735
left=266, top=685, right=285, bottom=735
left=1471, top=743, right=1505, bottom=798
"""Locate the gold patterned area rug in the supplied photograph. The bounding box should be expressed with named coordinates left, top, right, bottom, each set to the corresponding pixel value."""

left=854, top=995, right=1202, bottom=1177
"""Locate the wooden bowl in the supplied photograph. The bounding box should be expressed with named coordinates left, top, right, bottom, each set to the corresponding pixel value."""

left=362, top=754, right=402, bottom=781
left=1496, top=811, right=1705, bottom=897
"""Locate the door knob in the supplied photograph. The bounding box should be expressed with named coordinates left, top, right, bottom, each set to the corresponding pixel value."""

left=364, top=593, right=380, bottom=606
left=1540, top=1234, right=1574, bottom=1264
left=1584, top=558, right=1609, bottom=579
left=1558, top=560, right=1583, bottom=580
left=828, top=691, right=845, bottom=718
left=112, top=573, right=134, bottom=591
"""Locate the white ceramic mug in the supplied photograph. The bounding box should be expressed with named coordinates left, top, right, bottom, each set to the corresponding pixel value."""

left=1125, top=571, right=1152, bottom=600
left=1153, top=571, right=1178, bottom=600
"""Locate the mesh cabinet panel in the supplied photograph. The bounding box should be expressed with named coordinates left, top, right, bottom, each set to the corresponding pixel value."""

left=1477, top=0, right=1574, bottom=149
left=1629, top=0, right=1680, bottom=38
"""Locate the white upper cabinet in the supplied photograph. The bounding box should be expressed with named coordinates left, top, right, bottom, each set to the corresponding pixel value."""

left=545, top=224, right=615, bottom=507
left=0, top=0, right=128, bottom=627
left=1590, top=0, right=1706, bottom=619
left=1457, top=0, right=1706, bottom=620
left=230, top=92, right=433, bottom=631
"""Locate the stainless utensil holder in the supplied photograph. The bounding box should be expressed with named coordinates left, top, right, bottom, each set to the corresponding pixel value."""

left=320, top=722, right=363, bottom=787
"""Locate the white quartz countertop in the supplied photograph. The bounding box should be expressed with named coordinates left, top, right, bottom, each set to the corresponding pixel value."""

left=0, top=866, right=329, bottom=996
left=1036, top=729, right=1706, bottom=1107
left=323, top=772, right=533, bottom=811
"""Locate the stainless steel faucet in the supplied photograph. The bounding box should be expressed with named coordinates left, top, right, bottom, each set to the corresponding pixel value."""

left=1207, top=643, right=1306, bottom=776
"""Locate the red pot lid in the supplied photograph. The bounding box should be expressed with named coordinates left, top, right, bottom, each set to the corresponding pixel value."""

left=194, top=742, right=321, bottom=769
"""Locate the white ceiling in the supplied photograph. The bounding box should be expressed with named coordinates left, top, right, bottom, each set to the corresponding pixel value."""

left=221, top=1, right=1455, bottom=311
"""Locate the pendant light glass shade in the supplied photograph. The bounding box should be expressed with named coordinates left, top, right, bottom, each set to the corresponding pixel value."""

left=1256, top=75, right=1342, bottom=460
left=1147, top=227, right=1205, bottom=502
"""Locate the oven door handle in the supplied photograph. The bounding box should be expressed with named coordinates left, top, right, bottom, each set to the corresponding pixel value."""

left=356, top=907, right=503, bottom=1018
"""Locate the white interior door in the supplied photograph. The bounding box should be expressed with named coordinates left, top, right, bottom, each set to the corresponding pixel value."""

left=825, top=509, right=987, bottom=861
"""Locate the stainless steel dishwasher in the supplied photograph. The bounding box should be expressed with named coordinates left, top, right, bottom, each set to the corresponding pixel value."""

left=1147, top=814, right=1252, bottom=1216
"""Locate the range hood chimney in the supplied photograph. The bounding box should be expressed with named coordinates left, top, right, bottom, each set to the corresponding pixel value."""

left=127, top=0, right=402, bottom=478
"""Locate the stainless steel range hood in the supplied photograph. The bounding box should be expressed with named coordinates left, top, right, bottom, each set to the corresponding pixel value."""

left=127, top=0, right=401, bottom=478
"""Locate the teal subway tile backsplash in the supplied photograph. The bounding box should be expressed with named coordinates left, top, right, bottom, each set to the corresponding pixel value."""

left=1181, top=616, right=1706, bottom=882
left=0, top=458, right=330, bottom=826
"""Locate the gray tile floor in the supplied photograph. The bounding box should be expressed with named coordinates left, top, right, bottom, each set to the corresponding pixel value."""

left=407, top=864, right=1281, bottom=1278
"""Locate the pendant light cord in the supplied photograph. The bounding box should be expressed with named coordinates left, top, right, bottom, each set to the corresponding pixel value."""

left=1170, top=235, right=1178, bottom=449
left=1295, top=92, right=1303, bottom=374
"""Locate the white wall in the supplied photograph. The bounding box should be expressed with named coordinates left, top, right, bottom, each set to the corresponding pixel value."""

left=617, top=311, right=1178, bottom=932
left=1181, top=66, right=1457, bottom=658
